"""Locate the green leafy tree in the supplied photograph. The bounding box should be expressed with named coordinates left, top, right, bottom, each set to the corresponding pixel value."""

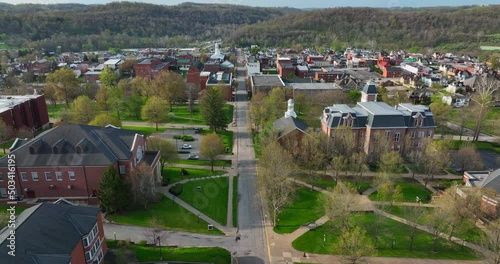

left=335, top=225, right=376, bottom=264
left=150, top=71, right=187, bottom=111
left=200, top=86, right=228, bottom=131
left=97, top=165, right=130, bottom=213
left=346, top=90, right=361, bottom=105
left=126, top=92, right=145, bottom=120
left=45, top=68, right=81, bottom=108
left=95, top=86, right=110, bottom=111
left=107, top=86, right=126, bottom=120
left=70, top=95, right=96, bottom=124
left=200, top=133, right=226, bottom=171
left=141, top=96, right=168, bottom=131
left=89, top=113, right=122, bottom=127
left=100, top=67, right=119, bottom=88
left=148, top=137, right=179, bottom=171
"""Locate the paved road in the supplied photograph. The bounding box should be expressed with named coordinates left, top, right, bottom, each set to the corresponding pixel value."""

left=233, top=58, right=269, bottom=264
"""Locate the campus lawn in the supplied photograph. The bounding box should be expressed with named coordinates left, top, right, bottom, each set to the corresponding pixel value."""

left=122, top=125, right=166, bottom=135
left=377, top=205, right=484, bottom=244
left=342, top=176, right=374, bottom=194
left=174, top=159, right=232, bottom=167
left=273, top=187, right=326, bottom=234
left=233, top=177, right=238, bottom=227
left=448, top=140, right=500, bottom=155
left=224, top=104, right=234, bottom=123
left=107, top=241, right=231, bottom=264
left=106, top=197, right=223, bottom=235
left=450, top=108, right=500, bottom=137
left=369, top=178, right=433, bottom=203
left=292, top=213, right=479, bottom=260
left=163, top=167, right=226, bottom=185
left=46, top=103, right=67, bottom=119
left=202, top=130, right=233, bottom=154
left=295, top=173, right=337, bottom=190
left=178, top=177, right=229, bottom=226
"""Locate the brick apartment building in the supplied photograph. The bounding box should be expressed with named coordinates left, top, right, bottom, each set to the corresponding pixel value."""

left=0, top=124, right=160, bottom=203
left=0, top=94, right=49, bottom=131
left=277, top=58, right=295, bottom=78
left=321, top=83, right=436, bottom=161
left=0, top=201, right=107, bottom=264
left=134, top=58, right=173, bottom=80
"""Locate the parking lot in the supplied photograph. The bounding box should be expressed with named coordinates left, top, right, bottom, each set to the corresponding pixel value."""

left=155, top=128, right=203, bottom=160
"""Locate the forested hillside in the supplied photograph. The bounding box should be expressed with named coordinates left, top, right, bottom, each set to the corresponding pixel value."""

left=0, top=2, right=299, bottom=51
left=226, top=5, right=500, bottom=52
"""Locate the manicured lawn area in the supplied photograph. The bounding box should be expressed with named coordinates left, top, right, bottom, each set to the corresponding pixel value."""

left=106, top=197, right=223, bottom=235
left=292, top=213, right=479, bottom=260
left=163, top=167, right=226, bottom=185
left=202, top=130, right=234, bottom=153
left=369, top=178, right=433, bottom=203
left=448, top=140, right=500, bottom=154
left=178, top=177, right=229, bottom=226
left=233, top=176, right=238, bottom=227
left=273, top=187, right=326, bottom=234
left=295, top=173, right=337, bottom=190
left=252, top=132, right=262, bottom=158
left=0, top=205, right=28, bottom=215
left=378, top=205, right=484, bottom=243
left=368, top=164, right=408, bottom=174
left=122, top=125, right=166, bottom=135
left=342, top=176, right=374, bottom=194
left=224, top=104, right=234, bottom=123
left=449, top=108, right=500, bottom=137
left=46, top=103, right=67, bottom=119
left=0, top=139, right=15, bottom=152
left=174, top=159, right=232, bottom=167
left=107, top=241, right=230, bottom=264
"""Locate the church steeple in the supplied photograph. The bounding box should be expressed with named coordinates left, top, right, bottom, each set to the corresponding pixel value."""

left=284, top=99, right=297, bottom=118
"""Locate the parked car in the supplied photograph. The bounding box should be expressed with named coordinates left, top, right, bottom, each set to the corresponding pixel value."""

left=187, top=154, right=199, bottom=160
left=180, top=144, right=192, bottom=149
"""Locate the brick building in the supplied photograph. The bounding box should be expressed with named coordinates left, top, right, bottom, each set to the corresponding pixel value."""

left=277, top=58, right=295, bottom=78
left=321, top=87, right=436, bottom=161
left=0, top=201, right=107, bottom=264
left=0, top=124, right=160, bottom=203
left=186, top=61, right=204, bottom=90
left=134, top=58, right=172, bottom=80
left=205, top=72, right=232, bottom=101
left=0, top=95, right=49, bottom=131
left=273, top=99, right=308, bottom=158
left=383, top=67, right=403, bottom=78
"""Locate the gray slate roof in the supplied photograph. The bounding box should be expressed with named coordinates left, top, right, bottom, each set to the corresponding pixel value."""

left=0, top=124, right=141, bottom=167
left=0, top=203, right=99, bottom=264
left=470, top=168, right=500, bottom=193
left=361, top=82, right=377, bottom=94
left=273, top=116, right=308, bottom=138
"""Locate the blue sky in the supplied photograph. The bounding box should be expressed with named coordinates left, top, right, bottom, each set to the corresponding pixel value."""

left=0, top=0, right=498, bottom=8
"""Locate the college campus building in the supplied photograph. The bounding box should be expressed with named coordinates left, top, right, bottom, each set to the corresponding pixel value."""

left=0, top=124, right=160, bottom=204
left=0, top=200, right=107, bottom=264
left=0, top=94, right=49, bottom=131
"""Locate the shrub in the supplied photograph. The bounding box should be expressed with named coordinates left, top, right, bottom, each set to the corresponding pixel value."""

left=162, top=178, right=170, bottom=186
left=181, top=135, right=194, bottom=141
left=173, top=135, right=183, bottom=139
left=169, top=184, right=183, bottom=196
left=138, top=240, right=147, bottom=246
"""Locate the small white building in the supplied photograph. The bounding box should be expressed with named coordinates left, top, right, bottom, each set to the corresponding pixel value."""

left=442, top=93, right=470, bottom=108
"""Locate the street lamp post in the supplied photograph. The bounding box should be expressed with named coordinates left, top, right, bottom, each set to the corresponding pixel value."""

left=113, top=232, right=116, bottom=241
left=157, top=236, right=163, bottom=261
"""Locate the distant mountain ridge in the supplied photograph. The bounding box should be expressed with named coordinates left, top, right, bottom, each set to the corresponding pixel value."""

left=226, top=5, right=500, bottom=52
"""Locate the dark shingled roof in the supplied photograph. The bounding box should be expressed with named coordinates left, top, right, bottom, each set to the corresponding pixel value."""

left=361, top=82, right=378, bottom=94
left=273, top=116, right=308, bottom=138
left=0, top=203, right=99, bottom=264
left=482, top=168, right=500, bottom=193
left=0, top=124, right=142, bottom=167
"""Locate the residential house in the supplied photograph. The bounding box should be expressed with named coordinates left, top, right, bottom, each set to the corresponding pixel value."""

left=0, top=94, right=49, bottom=131
left=296, top=65, right=309, bottom=78
left=103, top=59, right=122, bottom=70
left=28, top=59, right=53, bottom=76
left=463, top=168, right=500, bottom=218
left=382, top=67, right=402, bottom=78
left=0, top=124, right=160, bottom=203
left=314, top=70, right=349, bottom=83
left=442, top=93, right=470, bottom=108
left=0, top=201, right=107, bottom=263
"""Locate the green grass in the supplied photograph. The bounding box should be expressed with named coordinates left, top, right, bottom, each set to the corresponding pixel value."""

left=122, top=125, right=166, bottom=135
left=449, top=108, right=500, bottom=137
left=252, top=132, right=262, bottom=158
left=369, top=178, right=433, bottom=203
left=448, top=140, right=500, bottom=154
left=163, top=167, right=226, bottom=185
left=174, top=159, right=232, bottom=167
left=295, top=173, right=337, bottom=190
left=0, top=140, right=14, bottom=150
left=224, top=104, right=234, bottom=123
left=368, top=164, right=408, bottom=174
left=46, top=103, right=66, bottom=119
left=178, top=177, right=229, bottom=226
left=378, top=206, right=484, bottom=243
left=343, top=177, right=374, bottom=194
left=106, top=196, right=223, bottom=235
left=106, top=241, right=231, bottom=264
left=273, top=187, right=326, bottom=234
left=202, top=130, right=234, bottom=154
left=233, top=176, right=238, bottom=227
left=0, top=205, right=28, bottom=215
left=292, top=213, right=479, bottom=260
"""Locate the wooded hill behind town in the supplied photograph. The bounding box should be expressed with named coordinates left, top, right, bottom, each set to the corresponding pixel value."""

left=0, top=2, right=499, bottom=52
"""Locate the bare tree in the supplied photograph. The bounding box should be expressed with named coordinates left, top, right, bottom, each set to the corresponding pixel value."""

left=349, top=152, right=368, bottom=192
left=331, top=155, right=347, bottom=182
left=335, top=225, right=376, bottom=264
left=325, top=183, right=360, bottom=231
left=425, top=209, right=449, bottom=252
left=128, top=162, right=160, bottom=208
left=200, top=133, right=226, bottom=172
left=404, top=205, right=425, bottom=251
left=299, top=130, right=324, bottom=190
left=470, top=76, right=499, bottom=141
left=455, top=142, right=484, bottom=172
left=258, top=142, right=296, bottom=227
left=144, top=214, right=167, bottom=247
left=477, top=219, right=500, bottom=264
left=421, top=139, right=451, bottom=183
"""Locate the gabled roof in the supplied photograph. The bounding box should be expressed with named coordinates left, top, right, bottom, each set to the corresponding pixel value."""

left=0, top=124, right=142, bottom=167
left=361, top=81, right=377, bottom=94
left=273, top=116, right=308, bottom=139
left=480, top=168, right=500, bottom=193
left=0, top=203, right=99, bottom=264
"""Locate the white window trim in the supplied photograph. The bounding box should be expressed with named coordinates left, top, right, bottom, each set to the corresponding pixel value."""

left=21, top=172, right=28, bottom=181
left=68, top=171, right=75, bottom=181
left=32, top=172, right=39, bottom=181
left=44, top=172, right=52, bottom=181
left=55, top=171, right=63, bottom=181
